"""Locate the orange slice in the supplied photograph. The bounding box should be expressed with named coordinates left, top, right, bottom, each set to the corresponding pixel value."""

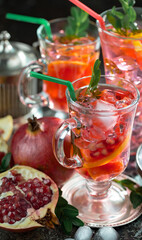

left=122, top=33, right=142, bottom=69
left=88, top=158, right=124, bottom=180
left=82, top=134, right=130, bottom=169
left=48, top=60, right=88, bottom=81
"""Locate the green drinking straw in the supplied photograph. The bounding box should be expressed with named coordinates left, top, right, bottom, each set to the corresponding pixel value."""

left=30, top=71, right=77, bottom=101
left=6, top=13, right=53, bottom=41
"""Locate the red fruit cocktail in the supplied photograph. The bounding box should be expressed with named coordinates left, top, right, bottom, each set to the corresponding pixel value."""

left=71, top=84, right=135, bottom=182
left=37, top=18, right=100, bottom=112
left=53, top=75, right=139, bottom=227
left=97, top=7, right=142, bottom=154
left=18, top=13, right=100, bottom=116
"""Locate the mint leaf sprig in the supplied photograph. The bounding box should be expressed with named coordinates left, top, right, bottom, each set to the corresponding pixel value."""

left=107, top=0, right=137, bottom=36
left=88, top=59, right=101, bottom=93
left=65, top=6, right=89, bottom=38
left=114, top=178, right=142, bottom=209
left=85, top=59, right=101, bottom=99
left=55, top=189, right=84, bottom=234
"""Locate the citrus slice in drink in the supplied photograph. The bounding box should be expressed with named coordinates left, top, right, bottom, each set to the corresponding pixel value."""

left=81, top=134, right=130, bottom=168
left=48, top=60, right=88, bottom=81
left=43, top=60, right=89, bottom=100
left=87, top=158, right=124, bottom=180
left=122, top=32, right=142, bottom=69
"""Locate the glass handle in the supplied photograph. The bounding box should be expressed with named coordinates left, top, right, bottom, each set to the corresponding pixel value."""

left=53, top=118, right=83, bottom=169
left=18, top=60, right=49, bottom=108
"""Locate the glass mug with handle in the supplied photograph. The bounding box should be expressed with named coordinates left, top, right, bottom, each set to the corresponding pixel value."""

left=53, top=75, right=139, bottom=227
left=18, top=18, right=100, bottom=114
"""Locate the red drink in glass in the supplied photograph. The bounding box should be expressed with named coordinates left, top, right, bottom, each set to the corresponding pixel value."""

left=37, top=18, right=100, bottom=112
left=97, top=7, right=142, bottom=154
left=53, top=75, right=139, bottom=226
left=71, top=83, right=135, bottom=181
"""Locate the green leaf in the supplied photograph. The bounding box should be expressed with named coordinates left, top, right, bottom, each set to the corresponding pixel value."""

left=56, top=196, right=68, bottom=207
left=65, top=6, right=89, bottom=37
left=88, top=59, right=101, bottom=93
left=114, top=179, right=136, bottom=191
left=55, top=207, right=62, bottom=219
left=72, top=217, right=84, bottom=227
left=113, top=178, right=142, bottom=209
left=0, top=153, right=11, bottom=172
left=107, top=0, right=137, bottom=34
left=62, top=217, right=73, bottom=234
left=63, top=205, right=78, bottom=217
left=107, top=12, right=122, bottom=30
left=130, top=191, right=142, bottom=209
left=55, top=188, right=84, bottom=234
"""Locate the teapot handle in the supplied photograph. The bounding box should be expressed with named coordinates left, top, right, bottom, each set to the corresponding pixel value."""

left=18, top=60, right=49, bottom=108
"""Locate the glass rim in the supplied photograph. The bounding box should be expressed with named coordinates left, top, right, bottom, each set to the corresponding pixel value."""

left=37, top=17, right=100, bottom=47
left=66, top=75, right=140, bottom=114
left=97, top=7, right=142, bottom=41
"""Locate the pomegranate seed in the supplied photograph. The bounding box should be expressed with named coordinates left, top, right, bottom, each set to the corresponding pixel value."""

left=8, top=219, right=15, bottom=224
left=32, top=202, right=40, bottom=210
left=14, top=215, right=22, bottom=222
left=2, top=209, right=8, bottom=215
left=26, top=191, right=33, bottom=199
left=35, top=188, right=40, bottom=194
left=42, top=178, right=51, bottom=186
left=19, top=211, right=27, bottom=218
left=3, top=203, right=9, bottom=209
left=30, top=195, right=38, bottom=203
left=43, top=196, right=49, bottom=204
left=27, top=183, right=32, bottom=188
left=8, top=211, right=15, bottom=218
left=22, top=187, right=28, bottom=192
left=0, top=218, right=4, bottom=223
left=39, top=188, right=43, bottom=194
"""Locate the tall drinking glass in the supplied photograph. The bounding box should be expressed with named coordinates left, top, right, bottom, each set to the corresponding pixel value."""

left=97, top=7, right=142, bottom=154
left=53, top=75, right=139, bottom=227
left=18, top=18, right=100, bottom=114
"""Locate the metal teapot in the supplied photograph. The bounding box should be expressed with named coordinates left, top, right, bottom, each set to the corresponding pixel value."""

left=0, top=30, right=39, bottom=121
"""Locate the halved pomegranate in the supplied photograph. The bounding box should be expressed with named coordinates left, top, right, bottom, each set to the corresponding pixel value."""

left=0, top=165, right=59, bottom=231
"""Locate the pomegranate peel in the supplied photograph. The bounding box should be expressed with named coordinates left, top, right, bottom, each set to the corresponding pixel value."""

left=11, top=116, right=74, bottom=187
left=0, top=165, right=59, bottom=232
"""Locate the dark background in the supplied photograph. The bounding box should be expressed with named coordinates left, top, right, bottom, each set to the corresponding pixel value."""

left=0, top=0, right=142, bottom=45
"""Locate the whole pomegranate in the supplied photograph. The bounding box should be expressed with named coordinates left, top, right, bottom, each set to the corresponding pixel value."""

left=11, top=116, right=74, bottom=187
left=0, top=165, right=59, bottom=231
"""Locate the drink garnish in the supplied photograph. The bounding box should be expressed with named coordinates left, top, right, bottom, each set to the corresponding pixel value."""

left=65, top=6, right=89, bottom=38
left=113, top=178, right=142, bottom=209
left=107, top=0, right=138, bottom=36
left=86, top=59, right=101, bottom=98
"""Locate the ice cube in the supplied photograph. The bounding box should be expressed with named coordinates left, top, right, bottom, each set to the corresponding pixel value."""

left=94, top=100, right=118, bottom=131
left=114, top=56, right=138, bottom=72
left=64, top=238, right=75, bottom=240
left=93, top=227, right=120, bottom=240
left=74, top=226, right=93, bottom=240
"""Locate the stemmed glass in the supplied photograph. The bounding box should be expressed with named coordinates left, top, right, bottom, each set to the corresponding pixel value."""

left=53, top=75, right=139, bottom=227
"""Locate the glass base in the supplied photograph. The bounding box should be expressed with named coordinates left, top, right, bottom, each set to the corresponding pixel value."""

left=62, top=174, right=142, bottom=227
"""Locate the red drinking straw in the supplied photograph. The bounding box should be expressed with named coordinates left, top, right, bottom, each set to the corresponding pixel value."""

left=69, top=0, right=106, bottom=30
